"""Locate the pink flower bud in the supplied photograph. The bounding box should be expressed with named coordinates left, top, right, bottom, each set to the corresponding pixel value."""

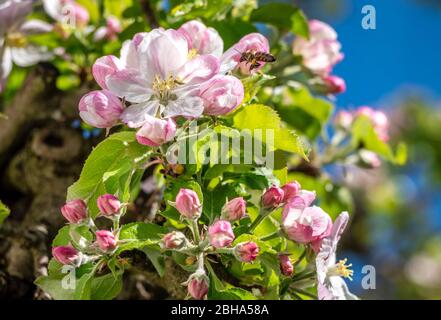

left=92, top=55, right=122, bottom=90
left=292, top=20, right=343, bottom=75
left=334, top=110, right=353, bottom=130
left=175, top=188, right=202, bottom=219
left=282, top=205, right=332, bottom=244
left=281, top=181, right=301, bottom=203
left=61, top=199, right=87, bottom=223
left=188, top=277, right=209, bottom=300
left=261, top=186, right=284, bottom=209
left=178, top=20, right=223, bottom=57
left=279, top=254, right=294, bottom=276
left=284, top=190, right=316, bottom=214
left=136, top=116, right=177, bottom=147
left=97, top=194, right=121, bottom=216
left=221, top=197, right=246, bottom=221
left=323, top=75, right=346, bottom=94
left=208, top=220, right=235, bottom=248
left=161, top=231, right=187, bottom=249
left=358, top=150, right=381, bottom=169
left=71, top=3, right=89, bottom=27
left=234, top=242, right=259, bottom=263
left=355, top=106, right=389, bottom=142
left=200, top=75, right=244, bottom=116
left=95, top=230, right=117, bottom=251
left=221, top=33, right=270, bottom=74
left=52, top=246, right=78, bottom=265
left=79, top=90, right=123, bottom=128
left=106, top=16, right=121, bottom=38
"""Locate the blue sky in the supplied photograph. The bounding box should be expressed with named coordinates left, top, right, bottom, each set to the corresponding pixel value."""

left=313, top=0, right=441, bottom=107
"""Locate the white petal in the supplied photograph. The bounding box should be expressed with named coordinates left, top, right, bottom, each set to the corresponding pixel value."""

left=144, top=29, right=188, bottom=79
left=163, top=96, right=204, bottom=119
left=11, top=45, right=53, bottom=67
left=0, top=46, right=12, bottom=80
left=106, top=69, right=152, bottom=103
left=19, top=19, right=53, bottom=35
left=120, top=100, right=159, bottom=128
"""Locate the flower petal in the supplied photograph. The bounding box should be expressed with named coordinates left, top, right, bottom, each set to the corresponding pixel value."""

left=19, top=19, right=53, bottom=35
left=177, top=54, right=219, bottom=85
left=163, top=96, right=204, bottom=119
left=120, top=100, right=159, bottom=128
left=106, top=69, right=152, bottom=103
left=10, top=45, right=53, bottom=67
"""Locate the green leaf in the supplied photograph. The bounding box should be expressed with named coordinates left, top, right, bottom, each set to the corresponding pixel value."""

left=250, top=3, right=297, bottom=30
left=142, top=247, right=166, bottom=277
left=90, top=271, right=123, bottom=300
left=276, top=87, right=333, bottom=140
left=67, top=131, right=149, bottom=218
left=291, top=9, right=309, bottom=39
left=74, top=272, right=94, bottom=300
left=351, top=116, right=407, bottom=165
left=35, top=275, right=75, bottom=300
left=207, top=263, right=256, bottom=300
left=233, top=104, right=307, bottom=159
left=117, top=222, right=166, bottom=253
left=0, top=200, right=10, bottom=225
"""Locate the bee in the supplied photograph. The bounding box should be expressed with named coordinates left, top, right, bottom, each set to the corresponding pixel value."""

left=239, top=51, right=276, bottom=71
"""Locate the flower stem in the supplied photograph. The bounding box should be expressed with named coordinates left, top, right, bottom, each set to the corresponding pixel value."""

left=249, top=208, right=269, bottom=232
left=260, top=230, right=280, bottom=241
left=190, top=219, right=201, bottom=243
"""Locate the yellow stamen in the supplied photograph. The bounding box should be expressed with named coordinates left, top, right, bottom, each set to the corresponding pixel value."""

left=5, top=32, right=27, bottom=48
left=328, top=258, right=354, bottom=281
left=152, top=75, right=180, bottom=105
left=187, top=48, right=198, bottom=59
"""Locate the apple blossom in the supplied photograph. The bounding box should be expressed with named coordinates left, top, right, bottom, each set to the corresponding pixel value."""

left=199, top=75, right=244, bottom=115
left=234, top=242, right=259, bottom=263
left=281, top=181, right=301, bottom=203
left=61, top=199, right=87, bottom=223
left=95, top=230, right=117, bottom=251
left=334, top=110, right=353, bottom=130
left=292, top=19, right=343, bottom=75
left=161, top=231, right=187, bottom=250
left=178, top=20, right=223, bottom=57
left=356, top=106, right=389, bottom=141
left=78, top=90, right=124, bottom=128
left=279, top=254, right=294, bottom=276
left=323, top=75, right=346, bottom=94
left=261, top=185, right=284, bottom=209
left=221, top=33, right=270, bottom=74
left=101, top=29, right=220, bottom=126
left=208, top=220, right=235, bottom=248
left=135, top=116, right=176, bottom=147
left=316, top=212, right=358, bottom=300
left=358, top=149, right=382, bottom=169
left=0, top=0, right=53, bottom=91
left=175, top=188, right=202, bottom=219
left=187, top=274, right=209, bottom=300
left=221, top=197, right=246, bottom=221
left=43, top=0, right=89, bottom=27
left=94, top=16, right=122, bottom=41
left=282, top=205, right=332, bottom=244
left=52, top=246, right=78, bottom=265
left=97, top=194, right=121, bottom=216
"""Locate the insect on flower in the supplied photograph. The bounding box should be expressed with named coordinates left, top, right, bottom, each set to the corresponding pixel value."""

left=238, top=50, right=276, bottom=71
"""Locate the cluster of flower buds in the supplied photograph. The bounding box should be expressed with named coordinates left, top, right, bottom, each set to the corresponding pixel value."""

left=53, top=194, right=122, bottom=265
left=292, top=19, right=345, bottom=95
left=163, top=189, right=262, bottom=299
left=261, top=180, right=313, bottom=211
